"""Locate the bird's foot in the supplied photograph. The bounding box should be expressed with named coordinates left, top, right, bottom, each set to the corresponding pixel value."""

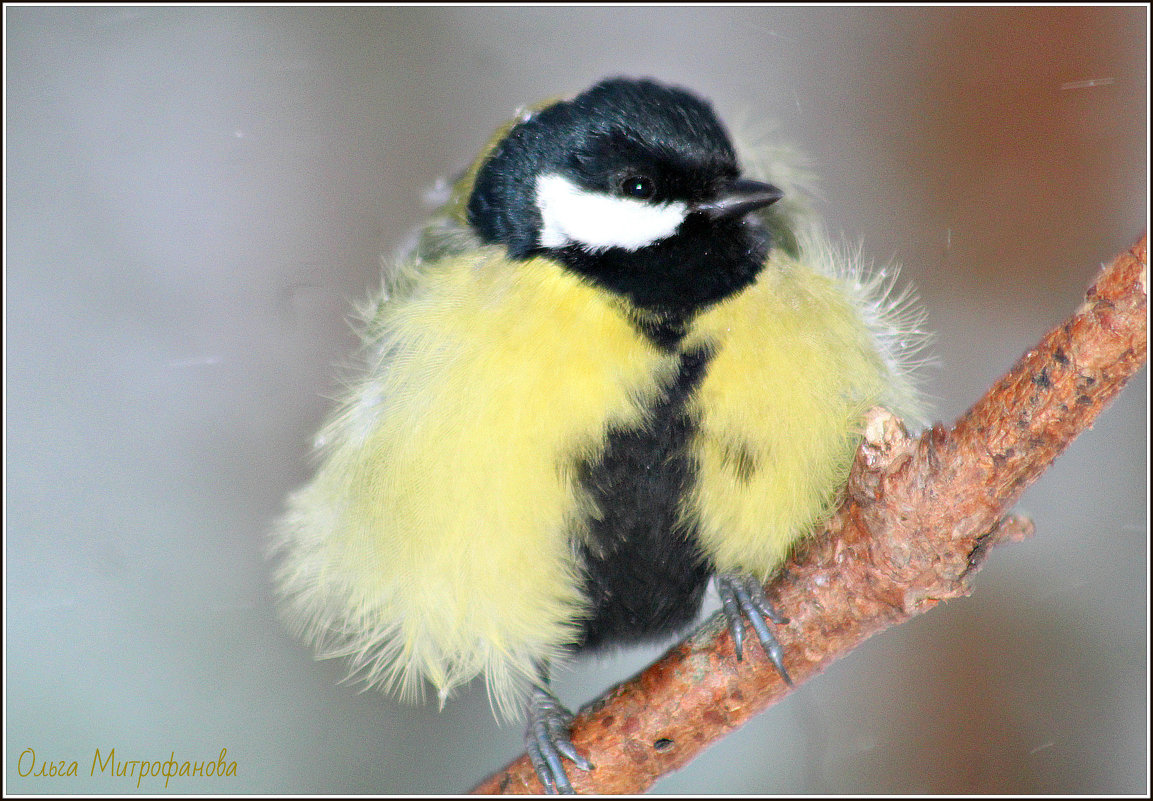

left=715, top=572, right=793, bottom=685
left=524, top=684, right=593, bottom=794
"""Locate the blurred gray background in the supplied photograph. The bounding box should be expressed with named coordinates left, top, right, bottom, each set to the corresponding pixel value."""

left=6, top=6, right=1147, bottom=794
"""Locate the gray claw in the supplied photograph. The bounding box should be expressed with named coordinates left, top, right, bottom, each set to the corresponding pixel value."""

left=719, top=582, right=746, bottom=658
left=524, top=684, right=593, bottom=794
left=716, top=573, right=793, bottom=685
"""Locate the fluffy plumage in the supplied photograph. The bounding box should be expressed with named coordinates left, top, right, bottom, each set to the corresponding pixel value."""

left=271, top=77, right=928, bottom=786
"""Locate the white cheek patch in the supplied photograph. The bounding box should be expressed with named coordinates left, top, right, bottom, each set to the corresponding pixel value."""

left=535, top=173, right=688, bottom=252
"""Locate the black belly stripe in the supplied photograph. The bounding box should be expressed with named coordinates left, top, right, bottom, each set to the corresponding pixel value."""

left=571, top=345, right=715, bottom=652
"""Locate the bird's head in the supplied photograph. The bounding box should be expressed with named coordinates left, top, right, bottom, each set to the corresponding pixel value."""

left=465, top=78, right=783, bottom=319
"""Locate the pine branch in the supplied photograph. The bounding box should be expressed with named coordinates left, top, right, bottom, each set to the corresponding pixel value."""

left=472, top=234, right=1148, bottom=795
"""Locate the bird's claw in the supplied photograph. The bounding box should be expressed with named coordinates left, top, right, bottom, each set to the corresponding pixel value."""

left=524, top=685, right=593, bottom=794
left=716, top=572, right=793, bottom=686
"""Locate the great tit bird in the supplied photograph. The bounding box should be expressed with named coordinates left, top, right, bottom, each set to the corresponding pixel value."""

left=273, top=77, right=926, bottom=793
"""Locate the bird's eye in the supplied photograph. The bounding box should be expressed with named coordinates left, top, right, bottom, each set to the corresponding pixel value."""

left=619, top=175, right=655, bottom=200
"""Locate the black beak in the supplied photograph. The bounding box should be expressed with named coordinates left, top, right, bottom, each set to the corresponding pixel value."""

left=692, top=178, right=784, bottom=220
